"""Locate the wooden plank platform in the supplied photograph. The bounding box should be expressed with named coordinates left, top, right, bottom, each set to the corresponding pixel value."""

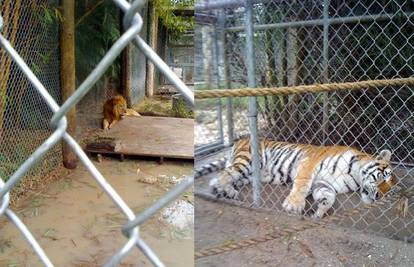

left=85, top=116, right=194, bottom=159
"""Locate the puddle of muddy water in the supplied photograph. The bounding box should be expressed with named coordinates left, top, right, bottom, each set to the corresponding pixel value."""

left=0, top=157, right=193, bottom=267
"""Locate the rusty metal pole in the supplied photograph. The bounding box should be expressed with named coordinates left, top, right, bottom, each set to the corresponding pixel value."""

left=60, top=0, right=78, bottom=169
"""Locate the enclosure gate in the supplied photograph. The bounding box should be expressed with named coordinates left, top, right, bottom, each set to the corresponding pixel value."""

left=195, top=0, right=414, bottom=244
left=0, top=0, right=194, bottom=266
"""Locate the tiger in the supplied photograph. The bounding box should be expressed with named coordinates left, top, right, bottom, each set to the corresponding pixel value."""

left=209, top=139, right=397, bottom=218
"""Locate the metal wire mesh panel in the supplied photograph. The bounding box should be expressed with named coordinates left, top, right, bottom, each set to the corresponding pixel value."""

left=195, top=0, right=414, bottom=242
left=0, top=1, right=62, bottom=200
left=0, top=0, right=194, bottom=266
left=195, top=21, right=226, bottom=153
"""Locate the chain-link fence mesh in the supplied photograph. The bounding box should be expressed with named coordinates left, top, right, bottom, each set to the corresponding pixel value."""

left=0, top=1, right=62, bottom=201
left=195, top=0, right=414, bottom=242
left=0, top=0, right=194, bottom=265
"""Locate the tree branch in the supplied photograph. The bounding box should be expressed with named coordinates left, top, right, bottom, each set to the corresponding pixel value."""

left=75, top=0, right=106, bottom=27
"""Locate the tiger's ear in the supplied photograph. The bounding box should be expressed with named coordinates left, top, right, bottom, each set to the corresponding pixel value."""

left=377, top=149, right=391, bottom=162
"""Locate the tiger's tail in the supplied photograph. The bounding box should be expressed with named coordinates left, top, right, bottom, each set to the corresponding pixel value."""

left=195, top=157, right=227, bottom=179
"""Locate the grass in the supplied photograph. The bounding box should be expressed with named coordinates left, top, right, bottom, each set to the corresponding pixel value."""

left=133, top=96, right=173, bottom=117
left=134, top=96, right=193, bottom=118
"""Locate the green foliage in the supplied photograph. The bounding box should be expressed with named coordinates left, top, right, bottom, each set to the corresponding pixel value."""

left=22, top=3, right=62, bottom=71
left=172, top=95, right=194, bottom=118
left=74, top=0, right=194, bottom=83
left=36, top=3, right=63, bottom=26
left=151, top=0, right=194, bottom=40
left=75, top=1, right=121, bottom=84
left=22, top=0, right=194, bottom=88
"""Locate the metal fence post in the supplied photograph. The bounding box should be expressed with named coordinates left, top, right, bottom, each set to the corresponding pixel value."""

left=213, top=25, right=225, bottom=144
left=244, top=0, right=261, bottom=206
left=218, top=9, right=235, bottom=145
left=322, top=0, right=330, bottom=144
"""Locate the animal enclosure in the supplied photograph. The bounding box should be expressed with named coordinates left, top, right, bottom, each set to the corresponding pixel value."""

left=0, top=1, right=62, bottom=196
left=0, top=0, right=194, bottom=266
left=195, top=0, right=414, bottom=243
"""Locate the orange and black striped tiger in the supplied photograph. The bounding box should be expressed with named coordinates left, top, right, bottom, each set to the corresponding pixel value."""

left=209, top=139, right=397, bottom=218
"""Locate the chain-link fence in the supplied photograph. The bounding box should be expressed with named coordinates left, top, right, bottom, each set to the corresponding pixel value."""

left=0, top=0, right=194, bottom=266
left=195, top=0, right=414, bottom=242
left=0, top=1, right=62, bottom=200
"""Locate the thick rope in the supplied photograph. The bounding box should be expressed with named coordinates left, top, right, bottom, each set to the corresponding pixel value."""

left=195, top=188, right=413, bottom=259
left=195, top=77, right=414, bottom=99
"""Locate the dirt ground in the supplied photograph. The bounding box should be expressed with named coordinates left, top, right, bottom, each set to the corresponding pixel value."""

left=0, top=156, right=193, bottom=267
left=195, top=197, right=414, bottom=267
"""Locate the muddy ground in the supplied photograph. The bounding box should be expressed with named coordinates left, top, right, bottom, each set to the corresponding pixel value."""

left=0, top=157, right=193, bottom=267
left=195, top=197, right=414, bottom=267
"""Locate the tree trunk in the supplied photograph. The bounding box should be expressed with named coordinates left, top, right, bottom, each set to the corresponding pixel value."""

left=60, top=0, right=78, bottom=169
left=263, top=19, right=285, bottom=134
left=286, top=27, right=299, bottom=139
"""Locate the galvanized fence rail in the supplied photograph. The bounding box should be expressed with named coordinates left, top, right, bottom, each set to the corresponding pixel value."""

left=0, top=0, right=194, bottom=266
left=195, top=0, right=414, bottom=242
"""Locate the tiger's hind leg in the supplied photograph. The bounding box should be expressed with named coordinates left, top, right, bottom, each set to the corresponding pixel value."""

left=312, top=185, right=336, bottom=218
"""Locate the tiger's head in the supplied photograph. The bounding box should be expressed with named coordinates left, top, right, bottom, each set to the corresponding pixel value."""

left=359, top=149, right=397, bottom=203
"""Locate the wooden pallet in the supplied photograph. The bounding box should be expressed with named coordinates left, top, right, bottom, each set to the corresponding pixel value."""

left=85, top=116, right=194, bottom=161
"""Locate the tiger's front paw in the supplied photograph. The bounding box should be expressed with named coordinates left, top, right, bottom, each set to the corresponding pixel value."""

left=311, top=210, right=326, bottom=219
left=282, top=195, right=306, bottom=214
left=209, top=178, right=239, bottom=199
